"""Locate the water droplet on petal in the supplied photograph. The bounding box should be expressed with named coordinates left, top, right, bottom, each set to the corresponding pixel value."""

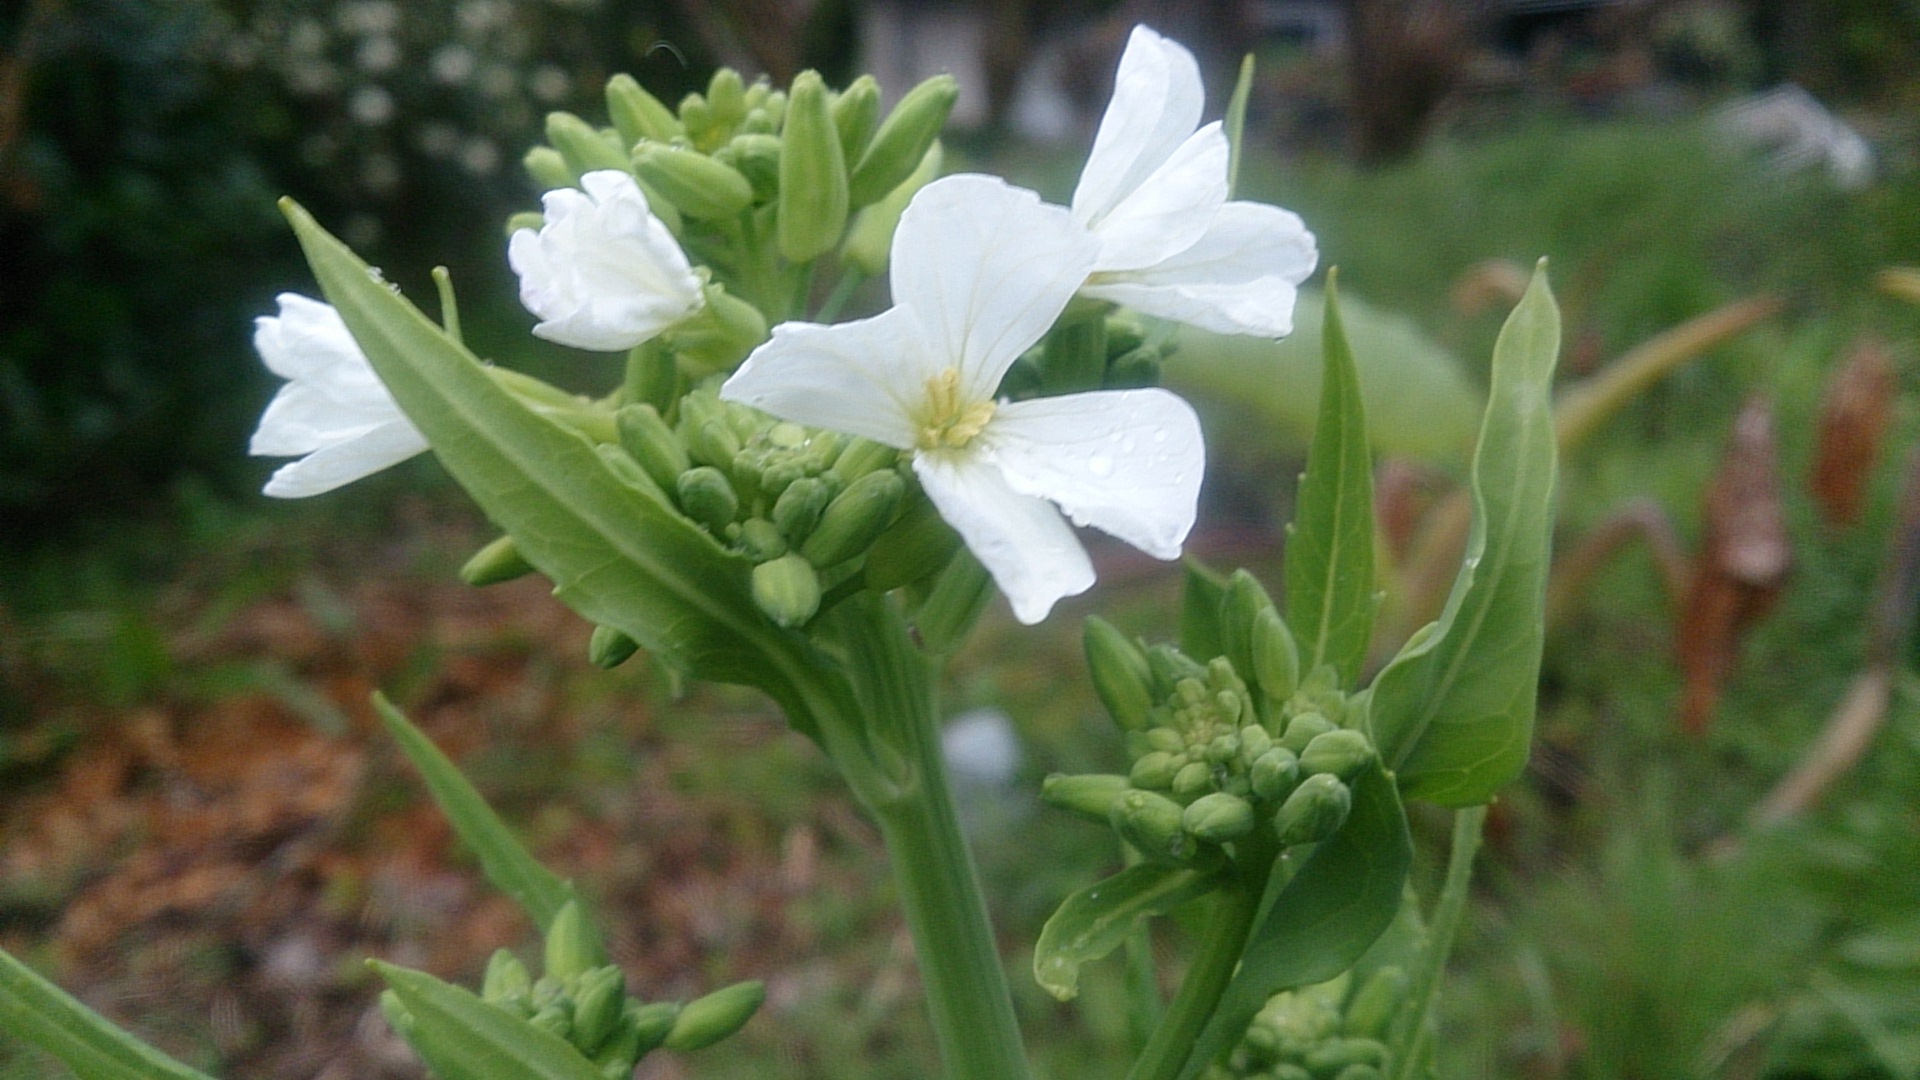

left=1088, top=455, right=1114, bottom=477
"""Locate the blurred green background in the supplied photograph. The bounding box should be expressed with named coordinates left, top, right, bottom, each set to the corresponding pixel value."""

left=4, top=1, right=1920, bottom=1078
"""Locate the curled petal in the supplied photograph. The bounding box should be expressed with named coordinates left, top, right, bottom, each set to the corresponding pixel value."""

left=1086, top=122, right=1228, bottom=273
left=1083, top=202, right=1318, bottom=336
left=1072, top=25, right=1206, bottom=230
left=510, top=170, right=703, bottom=351
left=913, top=452, right=1095, bottom=625
left=986, top=389, right=1203, bottom=559
left=261, top=419, right=430, bottom=498
left=889, top=174, right=1099, bottom=402
left=720, top=307, right=927, bottom=449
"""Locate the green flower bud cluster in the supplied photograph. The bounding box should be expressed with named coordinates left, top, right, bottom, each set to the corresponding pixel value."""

left=616, top=386, right=908, bottom=629
left=1044, top=571, right=1379, bottom=863
left=1213, top=966, right=1410, bottom=1080
left=1000, top=312, right=1176, bottom=401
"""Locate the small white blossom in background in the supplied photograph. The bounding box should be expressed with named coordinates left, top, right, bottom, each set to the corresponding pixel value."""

left=1071, top=25, right=1317, bottom=338
left=722, top=174, right=1205, bottom=624
left=250, top=293, right=428, bottom=498
left=509, top=170, right=705, bottom=351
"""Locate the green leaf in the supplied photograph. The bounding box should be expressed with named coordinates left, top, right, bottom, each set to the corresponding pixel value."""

left=1033, top=864, right=1218, bottom=1002
left=0, top=946, right=217, bottom=1080
left=375, top=694, right=578, bottom=933
left=1177, top=762, right=1411, bottom=1080
left=1368, top=263, right=1560, bottom=806
left=1179, top=558, right=1230, bottom=661
left=1285, top=279, right=1376, bottom=687
left=281, top=201, right=842, bottom=735
left=375, top=963, right=606, bottom=1080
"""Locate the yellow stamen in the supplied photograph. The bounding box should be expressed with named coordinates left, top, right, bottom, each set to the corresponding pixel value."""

left=916, top=368, right=996, bottom=450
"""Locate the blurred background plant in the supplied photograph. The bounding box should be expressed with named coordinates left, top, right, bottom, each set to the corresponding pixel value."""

left=4, top=1, right=1920, bottom=1078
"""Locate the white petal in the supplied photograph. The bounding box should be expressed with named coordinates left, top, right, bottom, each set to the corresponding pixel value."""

left=914, top=451, right=1095, bottom=625
left=1082, top=202, right=1318, bottom=337
left=261, top=419, right=430, bottom=498
left=720, top=307, right=927, bottom=449
left=1071, top=25, right=1206, bottom=229
left=253, top=294, right=369, bottom=381
left=1087, top=122, right=1229, bottom=272
left=889, top=174, right=1098, bottom=401
left=986, top=390, right=1203, bottom=559
left=510, top=170, right=703, bottom=351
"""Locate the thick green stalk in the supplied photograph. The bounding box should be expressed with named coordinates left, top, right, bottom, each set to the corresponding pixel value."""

left=1124, top=875, right=1264, bottom=1080
left=1388, top=805, right=1487, bottom=1079
left=827, top=596, right=1032, bottom=1080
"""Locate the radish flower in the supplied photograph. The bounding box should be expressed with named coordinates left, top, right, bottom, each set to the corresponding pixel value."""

left=721, top=174, right=1205, bottom=624
left=1072, top=25, right=1317, bottom=338
left=509, top=169, right=704, bottom=351
left=249, top=293, right=429, bottom=498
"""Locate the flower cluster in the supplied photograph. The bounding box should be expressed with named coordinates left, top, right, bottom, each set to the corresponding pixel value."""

left=1215, top=967, right=1408, bottom=1080
left=250, top=24, right=1317, bottom=625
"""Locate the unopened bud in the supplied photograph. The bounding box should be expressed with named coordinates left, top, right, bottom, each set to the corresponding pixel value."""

left=544, top=900, right=609, bottom=981
left=848, top=74, right=957, bottom=208
left=461, top=534, right=536, bottom=586
left=1110, top=789, right=1197, bottom=864
left=627, top=1000, right=680, bottom=1057
left=1105, top=315, right=1146, bottom=356
left=677, top=92, right=713, bottom=143
left=546, top=111, right=628, bottom=175
left=1298, top=729, right=1374, bottom=783
left=1172, top=760, right=1214, bottom=801
left=616, top=403, right=692, bottom=490
left=737, top=517, right=788, bottom=561
left=606, top=73, right=681, bottom=146
left=1343, top=965, right=1407, bottom=1039
left=1251, top=607, right=1301, bottom=702
left=1146, top=644, right=1207, bottom=695
left=1040, top=773, right=1130, bottom=823
left=506, top=210, right=545, bottom=235
left=1279, top=710, right=1336, bottom=754
left=529, top=1001, right=573, bottom=1039
left=1107, top=346, right=1163, bottom=389
left=589, top=625, right=641, bottom=669
left=706, top=67, right=747, bottom=129
left=676, top=466, right=740, bottom=532
left=1129, top=750, right=1182, bottom=790
left=1272, top=773, right=1352, bottom=847
left=802, top=469, right=905, bottom=566
left=1220, top=570, right=1278, bottom=683
left=829, top=436, right=899, bottom=482
left=752, top=553, right=822, bottom=627
left=1238, top=723, right=1274, bottom=763
left=1083, top=616, right=1155, bottom=732
left=777, top=70, right=849, bottom=262
left=719, top=132, right=782, bottom=202
left=863, top=496, right=961, bottom=591
left=1329, top=1066, right=1384, bottom=1080
left=1183, top=791, right=1255, bottom=841
left=1250, top=747, right=1300, bottom=802
left=524, top=145, right=577, bottom=190
left=570, top=966, right=627, bottom=1056
left=665, top=981, right=765, bottom=1051
left=481, top=948, right=533, bottom=1004
left=831, top=75, right=881, bottom=163
left=772, top=475, right=835, bottom=544
left=841, top=140, right=942, bottom=276
left=1305, top=1038, right=1389, bottom=1074
left=632, top=142, right=753, bottom=221
left=670, top=283, right=768, bottom=375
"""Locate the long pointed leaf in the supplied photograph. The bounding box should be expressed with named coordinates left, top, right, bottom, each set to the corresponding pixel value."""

left=1033, top=864, right=1216, bottom=1002
left=375, top=694, right=578, bottom=932
left=0, top=947, right=217, bottom=1080
left=281, top=201, right=839, bottom=732
left=1176, top=762, right=1411, bottom=1080
left=1369, top=263, right=1560, bottom=806
left=1285, top=278, right=1376, bottom=686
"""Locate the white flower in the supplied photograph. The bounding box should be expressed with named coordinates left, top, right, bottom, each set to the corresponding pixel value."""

left=249, top=293, right=429, bottom=498
left=1071, top=25, right=1318, bottom=338
left=508, top=170, right=704, bottom=351
left=721, top=174, right=1206, bottom=624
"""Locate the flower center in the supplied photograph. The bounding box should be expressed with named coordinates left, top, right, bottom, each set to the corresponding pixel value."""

left=916, top=368, right=996, bottom=451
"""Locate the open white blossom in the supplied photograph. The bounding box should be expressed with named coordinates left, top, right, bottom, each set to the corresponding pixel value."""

left=721, top=174, right=1205, bottom=624
left=509, top=169, right=704, bottom=351
left=1071, top=25, right=1317, bottom=338
left=249, top=293, right=429, bottom=498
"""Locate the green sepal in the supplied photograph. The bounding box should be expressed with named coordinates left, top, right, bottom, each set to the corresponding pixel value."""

left=284, top=203, right=834, bottom=724
left=1219, top=569, right=1279, bottom=690
left=1033, top=863, right=1218, bottom=1001
left=1083, top=616, right=1155, bottom=732
left=847, top=74, right=957, bottom=208
left=777, top=70, right=850, bottom=262
left=831, top=75, right=881, bottom=163
left=631, top=142, right=753, bottom=220
left=663, top=981, right=765, bottom=1051
left=376, top=693, right=578, bottom=931
left=1177, top=761, right=1411, bottom=1080
left=0, top=946, right=219, bottom=1080
left=374, top=962, right=607, bottom=1080
left=1368, top=263, right=1559, bottom=805
left=1285, top=275, right=1376, bottom=689
left=1039, top=772, right=1132, bottom=823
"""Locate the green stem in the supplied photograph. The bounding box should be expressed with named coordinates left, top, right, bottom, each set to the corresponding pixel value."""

left=1124, top=876, right=1263, bottom=1080
left=1388, top=804, right=1486, bottom=1080
left=828, top=596, right=1032, bottom=1080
